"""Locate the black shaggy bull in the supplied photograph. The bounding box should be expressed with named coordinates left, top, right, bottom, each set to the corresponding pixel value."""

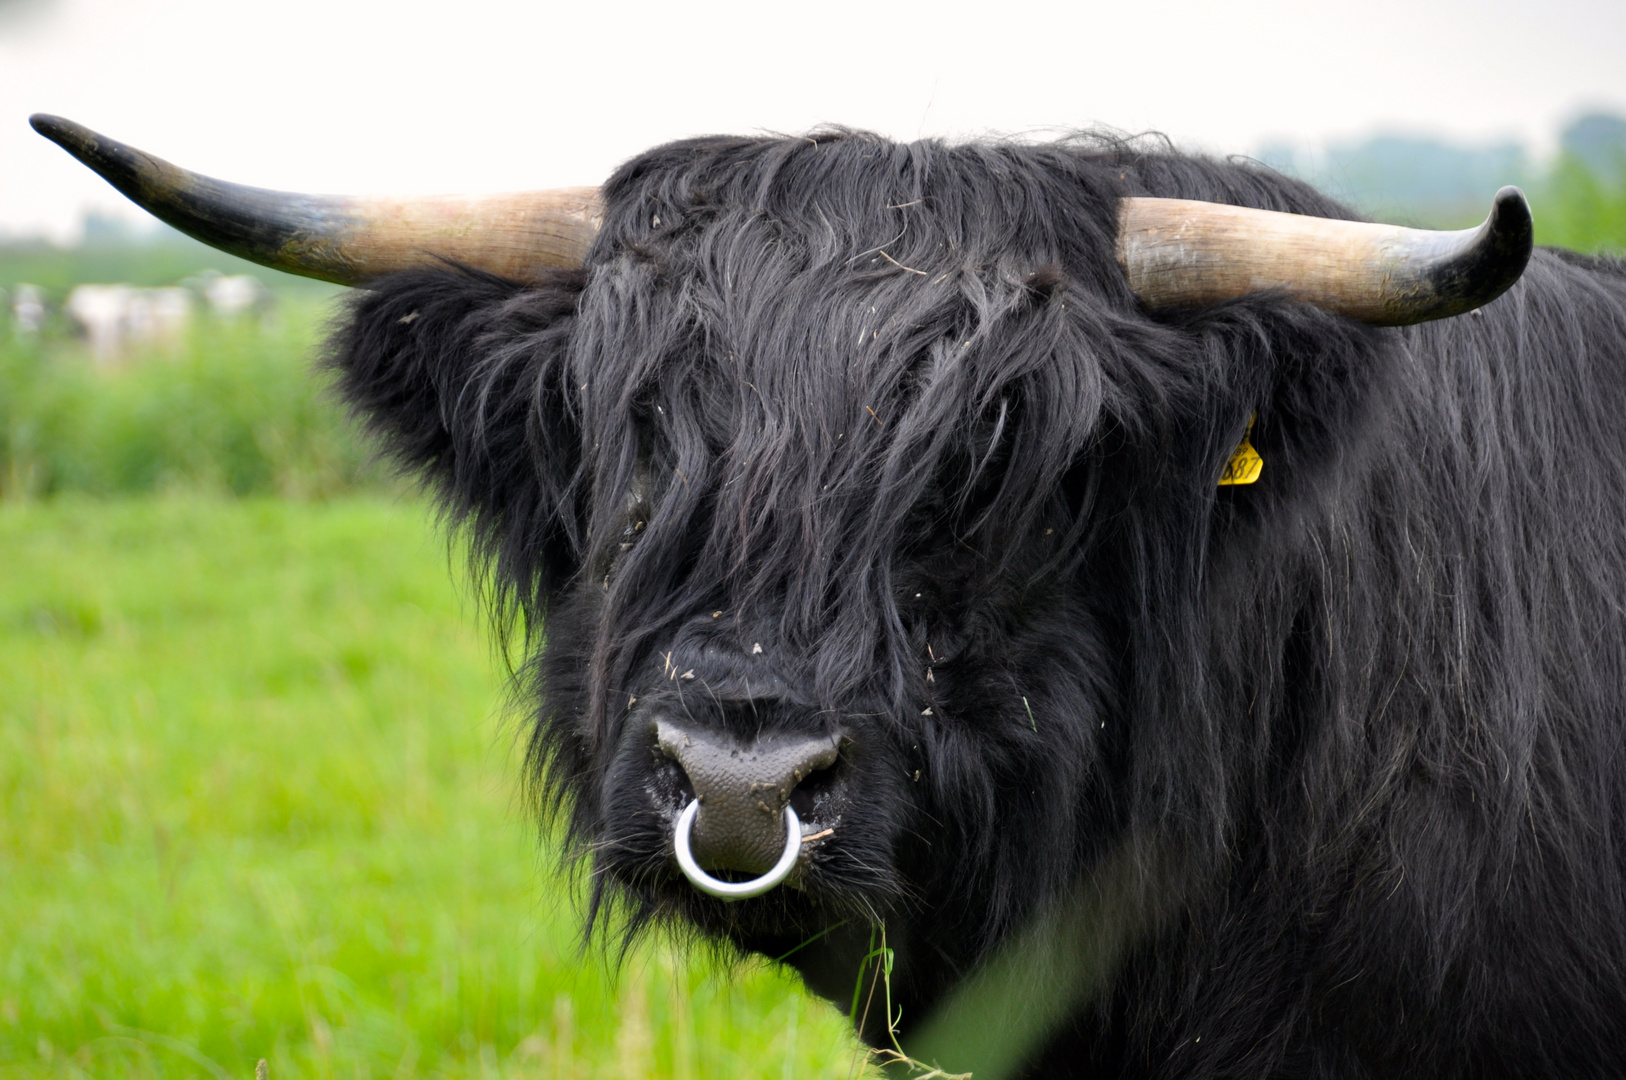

left=35, top=114, right=1626, bottom=1079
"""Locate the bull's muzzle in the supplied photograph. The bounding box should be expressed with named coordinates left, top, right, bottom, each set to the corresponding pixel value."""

left=655, top=718, right=840, bottom=900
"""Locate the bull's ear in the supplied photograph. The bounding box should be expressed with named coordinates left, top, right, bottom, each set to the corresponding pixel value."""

left=327, top=266, right=588, bottom=609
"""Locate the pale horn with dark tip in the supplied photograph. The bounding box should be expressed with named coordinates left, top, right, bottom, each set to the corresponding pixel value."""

left=33, top=115, right=1531, bottom=322
left=1117, top=189, right=1533, bottom=325
left=30, top=114, right=602, bottom=286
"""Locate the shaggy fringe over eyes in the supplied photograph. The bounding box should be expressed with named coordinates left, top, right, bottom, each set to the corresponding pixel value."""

left=570, top=130, right=1363, bottom=722
left=328, top=130, right=1626, bottom=1075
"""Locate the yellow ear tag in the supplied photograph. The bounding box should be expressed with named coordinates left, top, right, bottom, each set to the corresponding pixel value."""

left=1218, top=414, right=1263, bottom=486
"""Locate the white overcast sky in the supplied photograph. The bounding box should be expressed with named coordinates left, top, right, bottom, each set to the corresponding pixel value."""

left=3, top=0, right=1624, bottom=241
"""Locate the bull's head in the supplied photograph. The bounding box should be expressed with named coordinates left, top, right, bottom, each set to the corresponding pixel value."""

left=34, top=115, right=1534, bottom=1056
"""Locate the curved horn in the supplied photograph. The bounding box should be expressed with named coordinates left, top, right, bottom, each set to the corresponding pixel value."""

left=1117, top=188, right=1533, bottom=326
left=30, top=114, right=602, bottom=286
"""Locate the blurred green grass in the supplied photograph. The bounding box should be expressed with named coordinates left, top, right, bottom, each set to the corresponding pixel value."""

left=1533, top=153, right=1626, bottom=254
left=0, top=231, right=340, bottom=295
left=0, top=296, right=384, bottom=500
left=0, top=497, right=865, bottom=1079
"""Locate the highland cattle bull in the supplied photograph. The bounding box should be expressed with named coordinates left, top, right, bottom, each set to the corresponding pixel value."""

left=33, top=113, right=1626, bottom=1079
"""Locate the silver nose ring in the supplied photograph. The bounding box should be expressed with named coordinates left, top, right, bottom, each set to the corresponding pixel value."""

left=672, top=800, right=801, bottom=900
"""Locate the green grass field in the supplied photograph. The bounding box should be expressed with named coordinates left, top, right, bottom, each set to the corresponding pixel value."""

left=0, top=497, right=867, bottom=1079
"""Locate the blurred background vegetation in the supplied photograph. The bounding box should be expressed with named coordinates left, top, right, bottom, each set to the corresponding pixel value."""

left=0, top=295, right=379, bottom=501
left=1260, top=110, right=1626, bottom=245
left=1, top=114, right=1622, bottom=1080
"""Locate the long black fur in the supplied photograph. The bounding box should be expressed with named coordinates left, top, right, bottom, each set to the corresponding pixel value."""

left=326, top=130, right=1626, bottom=1078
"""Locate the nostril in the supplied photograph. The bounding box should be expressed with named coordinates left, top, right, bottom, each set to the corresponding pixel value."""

left=658, top=755, right=696, bottom=804
left=788, top=759, right=839, bottom=820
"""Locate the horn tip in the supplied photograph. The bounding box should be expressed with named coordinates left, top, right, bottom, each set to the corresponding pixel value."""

left=1493, top=184, right=1529, bottom=208
left=30, top=112, right=73, bottom=139
left=1486, top=184, right=1534, bottom=284
left=30, top=113, right=96, bottom=157
left=1490, top=185, right=1534, bottom=238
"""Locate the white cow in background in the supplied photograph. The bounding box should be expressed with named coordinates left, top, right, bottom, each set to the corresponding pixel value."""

left=195, top=271, right=273, bottom=319
left=56, top=273, right=275, bottom=362
left=7, top=284, right=47, bottom=335
left=65, top=284, right=193, bottom=362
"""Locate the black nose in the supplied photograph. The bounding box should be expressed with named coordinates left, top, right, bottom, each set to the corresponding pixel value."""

left=656, top=719, right=839, bottom=875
